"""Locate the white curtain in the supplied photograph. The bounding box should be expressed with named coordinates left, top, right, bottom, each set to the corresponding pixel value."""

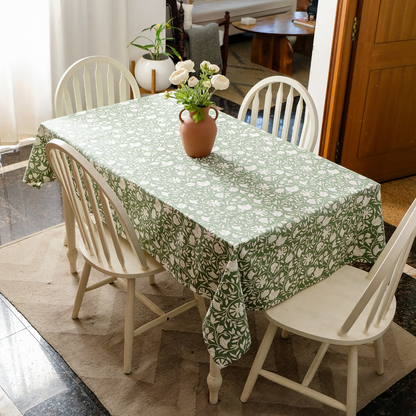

left=0, top=0, right=129, bottom=146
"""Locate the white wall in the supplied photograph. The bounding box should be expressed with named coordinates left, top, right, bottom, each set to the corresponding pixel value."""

left=307, top=0, right=338, bottom=152
left=127, top=0, right=165, bottom=63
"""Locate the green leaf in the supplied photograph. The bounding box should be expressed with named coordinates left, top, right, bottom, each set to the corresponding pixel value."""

left=156, top=24, right=164, bottom=37
left=129, top=35, right=144, bottom=43
left=192, top=108, right=206, bottom=123
left=166, top=45, right=182, bottom=60
left=130, top=44, right=152, bottom=51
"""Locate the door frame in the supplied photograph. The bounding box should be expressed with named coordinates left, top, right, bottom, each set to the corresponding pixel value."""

left=318, top=0, right=359, bottom=161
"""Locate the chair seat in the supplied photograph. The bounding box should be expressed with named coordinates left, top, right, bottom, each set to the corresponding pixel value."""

left=79, top=222, right=165, bottom=279
left=265, top=265, right=396, bottom=345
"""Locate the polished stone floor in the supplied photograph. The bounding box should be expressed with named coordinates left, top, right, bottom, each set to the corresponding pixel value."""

left=0, top=146, right=110, bottom=415
left=1, top=97, right=416, bottom=415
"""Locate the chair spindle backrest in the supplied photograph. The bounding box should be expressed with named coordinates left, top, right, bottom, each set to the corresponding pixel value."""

left=55, top=56, right=140, bottom=118
left=45, top=139, right=148, bottom=271
left=238, top=76, right=318, bottom=152
left=339, top=198, right=416, bottom=336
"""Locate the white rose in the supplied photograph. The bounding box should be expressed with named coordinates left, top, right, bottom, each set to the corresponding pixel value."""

left=200, top=60, right=210, bottom=70
left=211, top=74, right=230, bottom=90
left=203, top=80, right=211, bottom=88
left=209, top=64, right=220, bottom=73
left=169, top=68, right=189, bottom=85
left=188, top=76, right=198, bottom=87
left=175, top=59, right=195, bottom=72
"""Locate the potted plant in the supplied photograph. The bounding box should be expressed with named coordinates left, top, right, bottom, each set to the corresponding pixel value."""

left=165, top=60, right=230, bottom=157
left=129, top=19, right=181, bottom=92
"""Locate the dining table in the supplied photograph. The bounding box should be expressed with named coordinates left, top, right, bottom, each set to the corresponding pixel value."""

left=23, top=93, right=386, bottom=404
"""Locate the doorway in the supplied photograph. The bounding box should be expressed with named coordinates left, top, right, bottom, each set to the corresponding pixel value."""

left=320, top=0, right=416, bottom=183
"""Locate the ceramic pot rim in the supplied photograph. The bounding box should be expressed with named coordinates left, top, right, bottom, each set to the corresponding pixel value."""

left=141, top=53, right=170, bottom=62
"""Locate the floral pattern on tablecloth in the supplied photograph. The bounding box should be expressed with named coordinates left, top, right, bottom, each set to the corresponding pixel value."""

left=23, top=94, right=385, bottom=368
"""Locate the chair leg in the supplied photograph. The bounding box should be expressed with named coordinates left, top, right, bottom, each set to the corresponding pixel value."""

left=124, top=278, right=136, bottom=374
left=346, top=345, right=358, bottom=416
left=241, top=322, right=278, bottom=402
left=281, top=329, right=289, bottom=339
left=62, top=191, right=78, bottom=274
left=302, top=342, right=330, bottom=387
left=194, top=293, right=207, bottom=320
left=148, top=275, right=155, bottom=285
left=373, top=337, right=384, bottom=375
left=72, top=261, right=91, bottom=319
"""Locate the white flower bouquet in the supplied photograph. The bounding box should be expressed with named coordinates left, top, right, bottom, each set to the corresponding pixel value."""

left=165, top=60, right=230, bottom=123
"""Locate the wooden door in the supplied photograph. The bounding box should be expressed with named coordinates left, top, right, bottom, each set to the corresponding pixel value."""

left=339, top=0, right=416, bottom=183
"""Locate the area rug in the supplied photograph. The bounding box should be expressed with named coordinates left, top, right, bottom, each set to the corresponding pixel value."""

left=214, top=38, right=311, bottom=106
left=1, top=224, right=416, bottom=416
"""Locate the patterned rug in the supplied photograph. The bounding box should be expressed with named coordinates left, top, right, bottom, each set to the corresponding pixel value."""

left=1, top=224, right=416, bottom=416
left=214, top=37, right=312, bottom=106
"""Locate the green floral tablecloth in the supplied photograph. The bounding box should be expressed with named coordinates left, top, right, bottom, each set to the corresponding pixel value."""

left=24, top=94, right=385, bottom=368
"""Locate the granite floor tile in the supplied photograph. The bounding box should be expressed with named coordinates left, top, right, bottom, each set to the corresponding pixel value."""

left=0, top=145, right=32, bottom=168
left=393, top=274, right=416, bottom=336
left=359, top=368, right=416, bottom=415
left=24, top=384, right=111, bottom=416
left=0, top=330, right=76, bottom=414
left=0, top=299, right=26, bottom=341
left=0, top=160, right=29, bottom=175
left=0, top=387, right=22, bottom=416
left=0, top=294, right=31, bottom=329
left=27, top=326, right=82, bottom=385
left=0, top=167, right=64, bottom=245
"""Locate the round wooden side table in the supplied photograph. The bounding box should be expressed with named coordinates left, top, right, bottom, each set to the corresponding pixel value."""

left=232, top=12, right=315, bottom=75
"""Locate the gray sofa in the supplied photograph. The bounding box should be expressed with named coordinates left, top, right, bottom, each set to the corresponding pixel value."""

left=191, top=0, right=297, bottom=35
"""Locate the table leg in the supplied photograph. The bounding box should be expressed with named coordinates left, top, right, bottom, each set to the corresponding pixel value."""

left=294, top=35, right=313, bottom=56
left=251, top=33, right=294, bottom=75
left=62, top=191, right=78, bottom=274
left=207, top=356, right=223, bottom=404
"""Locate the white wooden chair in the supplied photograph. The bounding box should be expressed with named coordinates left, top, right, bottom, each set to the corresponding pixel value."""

left=237, top=76, right=319, bottom=152
left=241, top=198, right=416, bottom=416
left=55, top=56, right=140, bottom=272
left=45, top=139, right=207, bottom=374
left=54, top=55, right=140, bottom=118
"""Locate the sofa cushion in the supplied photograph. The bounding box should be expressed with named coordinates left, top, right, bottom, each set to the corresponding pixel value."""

left=192, top=0, right=294, bottom=24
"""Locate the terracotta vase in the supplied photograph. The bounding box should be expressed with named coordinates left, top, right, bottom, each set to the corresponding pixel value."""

left=179, top=107, right=219, bottom=158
